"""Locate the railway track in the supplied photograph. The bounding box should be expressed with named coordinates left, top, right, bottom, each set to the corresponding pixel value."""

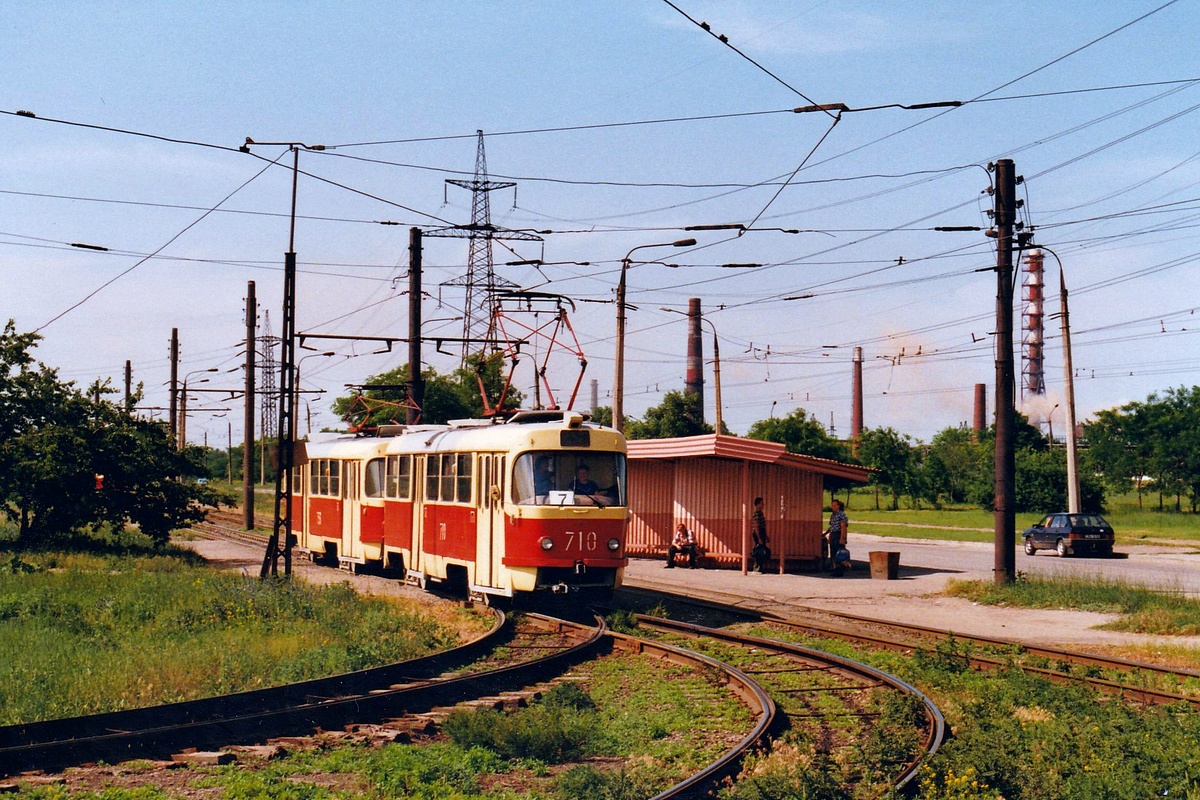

left=78, top=511, right=929, bottom=796
left=617, top=612, right=944, bottom=795
left=190, top=510, right=941, bottom=795
left=0, top=513, right=787, bottom=797
left=617, top=583, right=1200, bottom=709
left=0, top=610, right=605, bottom=777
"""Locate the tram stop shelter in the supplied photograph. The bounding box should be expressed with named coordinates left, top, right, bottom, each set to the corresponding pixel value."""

left=625, top=434, right=872, bottom=574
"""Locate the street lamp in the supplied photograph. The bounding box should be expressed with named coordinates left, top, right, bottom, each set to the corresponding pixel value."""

left=179, top=367, right=218, bottom=448
left=613, top=238, right=696, bottom=435
left=660, top=306, right=723, bottom=434
left=240, top=138, right=324, bottom=577
left=295, top=351, right=336, bottom=436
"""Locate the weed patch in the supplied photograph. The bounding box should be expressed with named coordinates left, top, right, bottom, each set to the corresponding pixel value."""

left=945, top=574, right=1200, bottom=635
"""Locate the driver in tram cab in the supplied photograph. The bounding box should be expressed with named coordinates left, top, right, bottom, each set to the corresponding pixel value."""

left=570, top=464, right=612, bottom=506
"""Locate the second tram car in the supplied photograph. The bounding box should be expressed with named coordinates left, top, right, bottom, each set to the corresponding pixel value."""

left=291, top=410, right=627, bottom=601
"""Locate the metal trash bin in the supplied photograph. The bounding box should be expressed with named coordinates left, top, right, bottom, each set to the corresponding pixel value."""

left=869, top=551, right=900, bottom=580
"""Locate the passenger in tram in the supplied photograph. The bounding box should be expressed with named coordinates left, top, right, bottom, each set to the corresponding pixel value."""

left=666, top=523, right=698, bottom=569
left=533, top=456, right=554, bottom=502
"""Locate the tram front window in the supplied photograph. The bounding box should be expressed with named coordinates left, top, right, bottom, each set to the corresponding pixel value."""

left=512, top=452, right=625, bottom=507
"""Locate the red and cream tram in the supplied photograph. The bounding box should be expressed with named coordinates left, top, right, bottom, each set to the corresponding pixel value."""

left=292, top=410, right=627, bottom=601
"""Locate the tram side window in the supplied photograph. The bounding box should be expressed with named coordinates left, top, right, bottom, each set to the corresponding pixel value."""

left=456, top=453, right=472, bottom=503
left=308, top=459, right=342, bottom=498
left=385, top=454, right=411, bottom=500
left=292, top=469, right=303, bottom=494
left=511, top=451, right=626, bottom=507
left=365, top=458, right=384, bottom=499
left=425, top=454, right=441, bottom=501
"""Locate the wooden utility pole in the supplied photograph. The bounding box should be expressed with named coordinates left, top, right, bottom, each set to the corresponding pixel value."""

left=168, top=328, right=179, bottom=444
left=243, top=281, right=256, bottom=530
left=407, top=227, right=424, bottom=424
left=992, top=159, right=1017, bottom=585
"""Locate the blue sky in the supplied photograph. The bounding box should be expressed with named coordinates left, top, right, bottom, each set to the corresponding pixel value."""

left=3, top=2, right=1199, bottom=445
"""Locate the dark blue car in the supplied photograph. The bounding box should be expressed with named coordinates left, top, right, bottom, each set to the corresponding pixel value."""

left=1022, top=513, right=1115, bottom=558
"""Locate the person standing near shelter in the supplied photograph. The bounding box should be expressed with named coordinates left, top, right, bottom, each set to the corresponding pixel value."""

left=751, top=496, right=770, bottom=573
left=666, top=523, right=698, bottom=569
left=825, top=498, right=849, bottom=576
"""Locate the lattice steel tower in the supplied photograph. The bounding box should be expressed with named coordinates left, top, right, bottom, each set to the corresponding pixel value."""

left=1021, top=249, right=1046, bottom=398
left=428, top=131, right=539, bottom=361
left=259, top=310, right=279, bottom=441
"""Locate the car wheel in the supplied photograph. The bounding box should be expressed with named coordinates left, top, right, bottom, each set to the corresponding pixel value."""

left=1056, top=539, right=1070, bottom=558
left=1023, top=538, right=1036, bottom=556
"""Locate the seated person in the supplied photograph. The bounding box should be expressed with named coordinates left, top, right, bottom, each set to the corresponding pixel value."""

left=533, top=456, right=554, bottom=501
left=570, top=464, right=612, bottom=506
left=666, top=523, right=699, bottom=568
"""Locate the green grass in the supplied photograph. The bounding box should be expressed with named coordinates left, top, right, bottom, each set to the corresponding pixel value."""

left=4, top=649, right=752, bottom=800
left=842, top=488, right=1200, bottom=544
left=0, top=548, right=481, bottom=724
left=736, top=623, right=1200, bottom=800
left=945, top=573, right=1200, bottom=636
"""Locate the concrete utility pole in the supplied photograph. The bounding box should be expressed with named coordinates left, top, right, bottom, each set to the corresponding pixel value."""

left=243, top=281, right=256, bottom=530
left=991, top=159, right=1018, bottom=585
left=407, top=227, right=424, bottom=424
left=1056, top=257, right=1081, bottom=513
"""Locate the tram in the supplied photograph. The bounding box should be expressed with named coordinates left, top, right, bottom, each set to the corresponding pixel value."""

left=291, top=410, right=627, bottom=602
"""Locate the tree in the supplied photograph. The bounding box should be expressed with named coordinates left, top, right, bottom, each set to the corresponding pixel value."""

left=857, top=427, right=913, bottom=510
left=924, top=426, right=983, bottom=505
left=333, top=358, right=523, bottom=429
left=0, top=321, right=218, bottom=545
left=624, top=390, right=712, bottom=440
left=746, top=408, right=849, bottom=462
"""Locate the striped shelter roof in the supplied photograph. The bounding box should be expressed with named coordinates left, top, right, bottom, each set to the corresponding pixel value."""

left=626, top=433, right=872, bottom=483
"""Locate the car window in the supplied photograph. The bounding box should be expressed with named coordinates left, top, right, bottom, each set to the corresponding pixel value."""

left=1038, top=515, right=1052, bottom=527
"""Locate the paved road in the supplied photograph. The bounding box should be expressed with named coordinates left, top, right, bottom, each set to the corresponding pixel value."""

left=851, top=531, right=1200, bottom=596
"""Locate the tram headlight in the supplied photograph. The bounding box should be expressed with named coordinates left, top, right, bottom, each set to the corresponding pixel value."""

left=540, top=537, right=554, bottom=551
left=607, top=538, right=620, bottom=552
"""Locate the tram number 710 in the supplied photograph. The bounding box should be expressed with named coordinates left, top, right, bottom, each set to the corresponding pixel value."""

left=564, top=530, right=598, bottom=552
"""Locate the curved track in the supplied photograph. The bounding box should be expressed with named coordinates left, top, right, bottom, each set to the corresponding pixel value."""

left=0, top=611, right=605, bottom=777
left=631, top=613, right=944, bottom=795
left=617, top=584, right=1200, bottom=708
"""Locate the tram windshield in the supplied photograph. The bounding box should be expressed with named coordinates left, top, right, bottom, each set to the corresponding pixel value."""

left=512, top=451, right=626, bottom=507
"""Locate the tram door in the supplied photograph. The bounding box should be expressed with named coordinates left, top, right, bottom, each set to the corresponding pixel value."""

left=341, top=460, right=358, bottom=560
left=475, top=453, right=505, bottom=589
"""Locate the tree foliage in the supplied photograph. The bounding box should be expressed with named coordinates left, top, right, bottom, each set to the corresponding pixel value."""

left=746, top=407, right=849, bottom=461
left=857, top=427, right=914, bottom=510
left=1085, top=386, right=1200, bottom=511
left=0, top=321, right=218, bottom=545
left=624, top=390, right=712, bottom=440
left=332, top=358, right=523, bottom=429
